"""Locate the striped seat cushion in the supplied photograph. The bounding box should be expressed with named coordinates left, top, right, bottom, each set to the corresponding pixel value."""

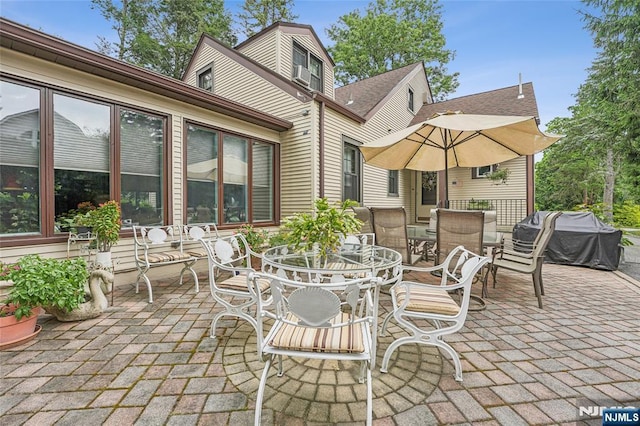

left=270, top=312, right=364, bottom=353
left=393, top=284, right=460, bottom=316
left=186, top=248, right=207, bottom=258
left=325, top=262, right=368, bottom=278
left=142, top=250, right=193, bottom=263
left=217, top=274, right=270, bottom=292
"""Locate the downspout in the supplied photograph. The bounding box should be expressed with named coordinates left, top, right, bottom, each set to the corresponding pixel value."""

left=319, top=99, right=325, bottom=198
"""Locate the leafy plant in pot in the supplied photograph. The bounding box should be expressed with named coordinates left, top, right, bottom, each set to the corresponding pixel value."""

left=234, top=224, right=269, bottom=269
left=87, top=200, right=121, bottom=267
left=281, top=198, right=363, bottom=262
left=1, top=255, right=89, bottom=346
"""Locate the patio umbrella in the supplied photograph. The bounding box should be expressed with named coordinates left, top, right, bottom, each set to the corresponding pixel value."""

left=359, top=112, right=563, bottom=207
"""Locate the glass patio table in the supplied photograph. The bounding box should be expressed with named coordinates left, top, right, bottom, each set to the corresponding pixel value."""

left=261, top=243, right=403, bottom=367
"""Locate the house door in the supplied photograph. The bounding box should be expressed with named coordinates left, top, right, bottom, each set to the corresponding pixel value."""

left=416, top=171, right=437, bottom=222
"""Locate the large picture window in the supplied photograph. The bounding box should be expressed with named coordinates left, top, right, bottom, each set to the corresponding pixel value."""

left=120, top=109, right=165, bottom=226
left=0, top=77, right=168, bottom=240
left=186, top=123, right=276, bottom=226
left=0, top=80, right=41, bottom=236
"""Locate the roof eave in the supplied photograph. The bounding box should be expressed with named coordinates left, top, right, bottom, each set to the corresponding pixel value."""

left=0, top=18, right=293, bottom=132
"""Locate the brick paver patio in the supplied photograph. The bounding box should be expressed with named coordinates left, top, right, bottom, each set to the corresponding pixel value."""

left=1, top=262, right=639, bottom=425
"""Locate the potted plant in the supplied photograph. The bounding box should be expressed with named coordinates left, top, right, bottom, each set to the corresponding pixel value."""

left=234, top=224, right=269, bottom=269
left=1, top=255, right=89, bottom=346
left=86, top=200, right=121, bottom=266
left=281, top=198, right=362, bottom=261
left=486, top=167, right=511, bottom=185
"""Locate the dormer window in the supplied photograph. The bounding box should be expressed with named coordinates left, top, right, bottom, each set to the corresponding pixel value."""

left=197, top=63, right=213, bottom=92
left=293, top=42, right=323, bottom=92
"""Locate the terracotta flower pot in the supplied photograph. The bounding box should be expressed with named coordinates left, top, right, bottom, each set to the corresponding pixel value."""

left=0, top=306, right=41, bottom=349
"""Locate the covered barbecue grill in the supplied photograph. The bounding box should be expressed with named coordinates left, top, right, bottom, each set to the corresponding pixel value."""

left=512, top=211, right=622, bottom=271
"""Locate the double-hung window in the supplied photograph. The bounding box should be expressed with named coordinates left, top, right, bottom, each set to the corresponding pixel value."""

left=343, top=141, right=361, bottom=203
left=292, top=41, right=323, bottom=92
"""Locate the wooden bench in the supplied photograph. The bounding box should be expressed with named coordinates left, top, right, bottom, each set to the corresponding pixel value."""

left=132, top=225, right=199, bottom=303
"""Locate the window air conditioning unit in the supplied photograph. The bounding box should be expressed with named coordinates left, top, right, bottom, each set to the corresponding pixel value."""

left=294, top=65, right=311, bottom=87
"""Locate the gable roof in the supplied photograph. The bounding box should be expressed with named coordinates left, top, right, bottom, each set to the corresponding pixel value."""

left=235, top=21, right=335, bottom=67
left=183, top=32, right=365, bottom=124
left=411, top=83, right=539, bottom=125
left=0, top=18, right=292, bottom=132
left=335, top=63, right=425, bottom=119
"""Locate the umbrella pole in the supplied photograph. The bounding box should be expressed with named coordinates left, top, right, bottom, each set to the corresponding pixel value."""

left=444, top=166, right=449, bottom=208
left=444, top=135, right=450, bottom=208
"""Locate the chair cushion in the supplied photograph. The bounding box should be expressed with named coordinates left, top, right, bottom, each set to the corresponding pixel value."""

left=325, top=262, right=368, bottom=278
left=186, top=248, right=208, bottom=258
left=217, top=274, right=270, bottom=292
left=142, top=250, right=193, bottom=263
left=393, top=284, right=460, bottom=316
left=270, top=312, right=364, bottom=353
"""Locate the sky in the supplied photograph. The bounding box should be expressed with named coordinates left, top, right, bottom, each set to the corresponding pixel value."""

left=0, top=0, right=598, bottom=131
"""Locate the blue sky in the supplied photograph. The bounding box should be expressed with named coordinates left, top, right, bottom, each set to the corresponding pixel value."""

left=1, top=0, right=597, bottom=130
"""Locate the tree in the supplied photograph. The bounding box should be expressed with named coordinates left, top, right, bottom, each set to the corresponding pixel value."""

left=535, top=114, right=603, bottom=211
left=237, top=0, right=298, bottom=38
left=91, top=0, right=150, bottom=60
left=93, top=0, right=236, bottom=79
left=326, top=0, right=458, bottom=101
left=577, top=0, right=640, bottom=221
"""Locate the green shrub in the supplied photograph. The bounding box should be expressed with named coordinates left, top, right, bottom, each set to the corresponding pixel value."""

left=614, top=202, right=640, bottom=228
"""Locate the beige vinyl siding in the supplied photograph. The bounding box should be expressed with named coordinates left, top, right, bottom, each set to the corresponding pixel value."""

left=1, top=48, right=279, bottom=266
left=279, top=130, right=314, bottom=217
left=359, top=76, right=423, bottom=209
left=183, top=45, right=214, bottom=87
left=188, top=44, right=318, bottom=217
left=196, top=45, right=302, bottom=119
left=447, top=156, right=527, bottom=201
left=236, top=30, right=278, bottom=72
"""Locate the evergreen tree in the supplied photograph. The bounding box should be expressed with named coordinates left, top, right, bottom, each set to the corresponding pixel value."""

left=92, top=0, right=236, bottom=79
left=237, top=0, right=298, bottom=38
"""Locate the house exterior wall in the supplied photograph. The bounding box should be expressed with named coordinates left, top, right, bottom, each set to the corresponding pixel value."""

left=236, top=27, right=335, bottom=100
left=447, top=156, right=527, bottom=200
left=235, top=30, right=278, bottom=73
left=359, top=68, right=429, bottom=215
left=0, top=48, right=279, bottom=268
left=182, top=42, right=320, bottom=217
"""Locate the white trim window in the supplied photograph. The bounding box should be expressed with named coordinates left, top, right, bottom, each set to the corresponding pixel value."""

left=472, top=164, right=498, bottom=179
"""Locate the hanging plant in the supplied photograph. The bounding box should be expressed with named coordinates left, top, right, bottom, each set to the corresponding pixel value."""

left=422, top=172, right=438, bottom=191
left=486, top=168, right=511, bottom=185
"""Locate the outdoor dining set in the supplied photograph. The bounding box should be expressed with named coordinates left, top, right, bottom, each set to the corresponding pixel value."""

left=187, top=206, right=561, bottom=425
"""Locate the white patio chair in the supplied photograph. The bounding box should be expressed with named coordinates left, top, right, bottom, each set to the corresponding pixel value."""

left=252, top=271, right=379, bottom=425
left=380, top=246, right=490, bottom=382
left=198, top=234, right=270, bottom=342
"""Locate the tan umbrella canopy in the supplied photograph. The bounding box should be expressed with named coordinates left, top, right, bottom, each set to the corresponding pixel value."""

left=360, top=112, right=563, bottom=206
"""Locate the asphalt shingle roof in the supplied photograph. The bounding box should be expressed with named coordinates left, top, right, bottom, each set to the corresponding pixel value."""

left=412, top=83, right=540, bottom=125
left=335, top=63, right=421, bottom=118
